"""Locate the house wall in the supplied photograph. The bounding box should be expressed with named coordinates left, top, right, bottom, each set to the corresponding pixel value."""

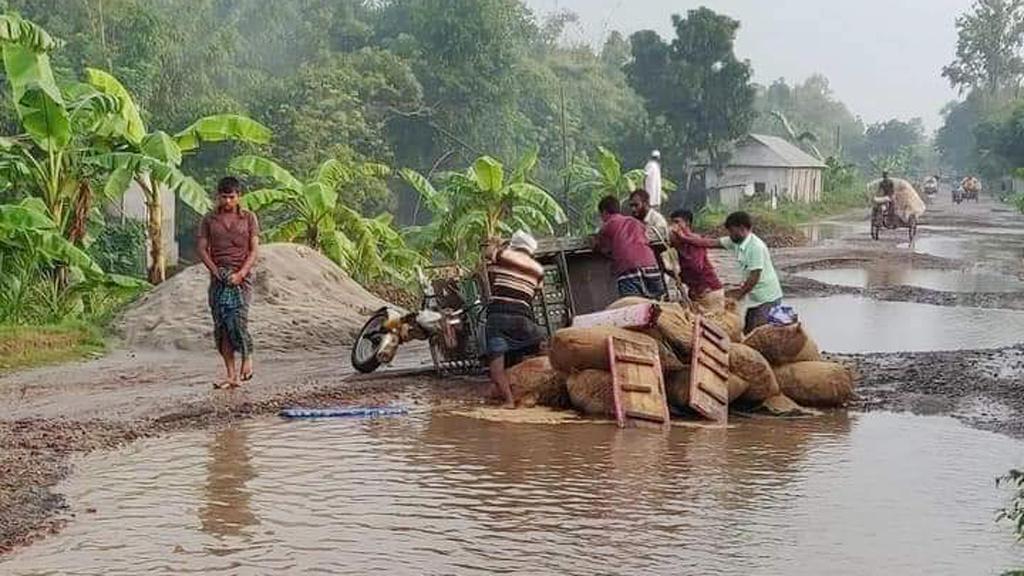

left=706, top=166, right=822, bottom=205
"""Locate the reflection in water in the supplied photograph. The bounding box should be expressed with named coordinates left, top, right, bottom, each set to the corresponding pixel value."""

left=797, top=222, right=860, bottom=243
left=199, top=427, right=258, bottom=540
left=797, top=266, right=1022, bottom=293
left=905, top=235, right=1024, bottom=274
left=3, top=413, right=1022, bottom=575
left=789, top=295, right=1024, bottom=353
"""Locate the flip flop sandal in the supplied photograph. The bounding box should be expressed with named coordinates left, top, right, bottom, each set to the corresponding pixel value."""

left=241, top=371, right=254, bottom=382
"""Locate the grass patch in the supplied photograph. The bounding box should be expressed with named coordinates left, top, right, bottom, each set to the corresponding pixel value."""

left=0, top=322, right=105, bottom=373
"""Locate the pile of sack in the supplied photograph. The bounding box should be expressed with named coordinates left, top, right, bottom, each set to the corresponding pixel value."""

left=504, top=297, right=856, bottom=419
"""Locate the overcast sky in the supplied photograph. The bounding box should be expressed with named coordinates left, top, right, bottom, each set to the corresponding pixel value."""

left=526, top=0, right=973, bottom=131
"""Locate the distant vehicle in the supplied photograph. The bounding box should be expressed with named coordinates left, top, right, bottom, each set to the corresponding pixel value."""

left=960, top=176, right=981, bottom=203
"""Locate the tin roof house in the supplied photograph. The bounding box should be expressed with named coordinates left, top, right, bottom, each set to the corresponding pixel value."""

left=701, top=133, right=827, bottom=208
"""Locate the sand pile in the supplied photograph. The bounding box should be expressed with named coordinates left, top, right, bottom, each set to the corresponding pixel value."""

left=115, top=243, right=391, bottom=352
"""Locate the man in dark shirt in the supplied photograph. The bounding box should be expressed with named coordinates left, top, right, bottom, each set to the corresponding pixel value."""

left=198, top=177, right=260, bottom=389
left=595, top=195, right=665, bottom=299
left=668, top=209, right=724, bottom=312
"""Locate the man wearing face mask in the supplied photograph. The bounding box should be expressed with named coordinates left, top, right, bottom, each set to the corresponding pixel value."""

left=671, top=211, right=783, bottom=334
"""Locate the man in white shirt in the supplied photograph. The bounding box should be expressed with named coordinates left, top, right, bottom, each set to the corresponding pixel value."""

left=644, top=150, right=663, bottom=208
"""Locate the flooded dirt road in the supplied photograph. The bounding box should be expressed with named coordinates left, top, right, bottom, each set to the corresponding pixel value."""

left=4, top=412, right=1022, bottom=575
left=4, top=190, right=1024, bottom=567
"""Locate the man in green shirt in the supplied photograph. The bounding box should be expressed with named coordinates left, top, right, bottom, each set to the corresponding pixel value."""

left=670, top=211, right=783, bottom=334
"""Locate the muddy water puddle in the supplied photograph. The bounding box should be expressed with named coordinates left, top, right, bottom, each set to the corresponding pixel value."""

left=4, top=412, right=1023, bottom=575
left=797, top=221, right=862, bottom=242
left=903, top=235, right=1024, bottom=272
left=796, top=266, right=1022, bottom=292
left=788, top=295, right=1024, bottom=353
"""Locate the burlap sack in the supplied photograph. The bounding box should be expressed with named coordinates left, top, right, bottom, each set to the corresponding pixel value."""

left=756, top=394, right=814, bottom=416
left=704, top=308, right=743, bottom=342
left=506, top=356, right=570, bottom=409
left=773, top=361, right=854, bottom=407
left=653, top=303, right=696, bottom=355
left=566, top=369, right=616, bottom=417
left=666, top=366, right=747, bottom=407
left=729, top=343, right=780, bottom=404
left=607, top=296, right=657, bottom=310
left=607, top=297, right=696, bottom=354
left=549, top=326, right=651, bottom=372
left=550, top=325, right=685, bottom=373
left=726, top=374, right=750, bottom=403
left=743, top=323, right=821, bottom=366
left=665, top=369, right=691, bottom=410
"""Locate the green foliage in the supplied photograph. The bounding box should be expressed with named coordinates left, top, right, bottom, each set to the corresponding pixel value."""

left=234, top=154, right=420, bottom=284
left=564, top=146, right=675, bottom=233
left=625, top=8, right=757, bottom=170
left=0, top=197, right=146, bottom=325
left=401, top=152, right=566, bottom=264
left=943, top=0, right=1024, bottom=94
left=752, top=76, right=865, bottom=161
left=998, top=469, right=1024, bottom=541
left=88, top=219, right=146, bottom=278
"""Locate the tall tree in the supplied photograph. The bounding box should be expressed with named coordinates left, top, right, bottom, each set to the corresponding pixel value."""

left=625, top=8, right=756, bottom=171
left=752, top=75, right=865, bottom=160
left=943, top=0, right=1024, bottom=94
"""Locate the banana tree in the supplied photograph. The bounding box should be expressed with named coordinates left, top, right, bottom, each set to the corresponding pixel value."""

left=564, top=146, right=675, bottom=234
left=400, top=151, right=566, bottom=264
left=770, top=111, right=823, bottom=159
left=0, top=14, right=124, bottom=245
left=1, top=197, right=147, bottom=324
left=85, top=69, right=271, bottom=283
left=231, top=155, right=421, bottom=284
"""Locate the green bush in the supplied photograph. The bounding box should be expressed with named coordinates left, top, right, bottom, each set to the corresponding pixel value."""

left=88, top=219, right=147, bottom=278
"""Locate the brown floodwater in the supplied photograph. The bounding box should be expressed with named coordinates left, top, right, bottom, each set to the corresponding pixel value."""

left=3, top=411, right=1023, bottom=575
left=789, top=295, right=1024, bottom=353
left=797, top=221, right=862, bottom=242
left=796, top=266, right=1022, bottom=293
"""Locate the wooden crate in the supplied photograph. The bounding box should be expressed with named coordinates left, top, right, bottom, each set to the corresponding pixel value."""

left=607, top=335, right=670, bottom=429
left=687, top=316, right=730, bottom=424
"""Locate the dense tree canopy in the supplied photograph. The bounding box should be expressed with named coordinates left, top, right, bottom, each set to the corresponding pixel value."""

left=1, top=0, right=931, bottom=227
left=625, top=8, right=757, bottom=171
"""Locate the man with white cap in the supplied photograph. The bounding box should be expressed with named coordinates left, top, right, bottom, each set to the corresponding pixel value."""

left=482, top=230, right=546, bottom=408
left=644, top=150, right=663, bottom=209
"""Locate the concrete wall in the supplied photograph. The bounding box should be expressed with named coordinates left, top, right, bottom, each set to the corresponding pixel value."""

left=108, top=181, right=178, bottom=267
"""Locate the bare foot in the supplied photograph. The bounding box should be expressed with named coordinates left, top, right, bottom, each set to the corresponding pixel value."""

left=240, top=359, right=254, bottom=381
left=501, top=401, right=516, bottom=410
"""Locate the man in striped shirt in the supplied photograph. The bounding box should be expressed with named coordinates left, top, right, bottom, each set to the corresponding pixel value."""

left=484, top=230, right=547, bottom=409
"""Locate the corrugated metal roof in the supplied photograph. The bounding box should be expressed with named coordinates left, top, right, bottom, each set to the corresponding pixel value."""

left=717, top=133, right=826, bottom=169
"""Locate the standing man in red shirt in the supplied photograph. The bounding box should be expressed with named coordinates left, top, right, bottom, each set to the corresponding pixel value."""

left=595, top=195, right=666, bottom=299
left=198, top=177, right=260, bottom=389
left=668, top=208, right=725, bottom=313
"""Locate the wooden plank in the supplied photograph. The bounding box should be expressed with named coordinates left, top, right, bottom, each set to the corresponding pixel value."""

left=608, top=335, right=670, bottom=430
left=687, top=314, right=731, bottom=424
left=614, top=353, right=658, bottom=366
